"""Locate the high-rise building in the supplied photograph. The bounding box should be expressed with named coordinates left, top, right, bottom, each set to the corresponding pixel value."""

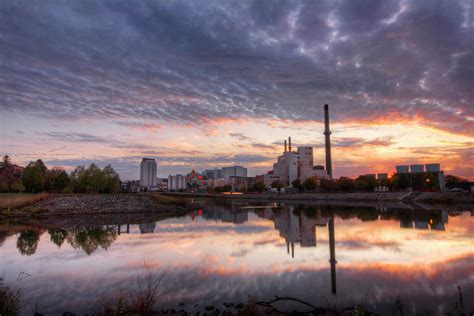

left=140, top=158, right=157, bottom=189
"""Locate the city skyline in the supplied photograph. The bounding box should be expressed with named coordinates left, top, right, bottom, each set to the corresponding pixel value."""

left=1, top=1, right=473, bottom=180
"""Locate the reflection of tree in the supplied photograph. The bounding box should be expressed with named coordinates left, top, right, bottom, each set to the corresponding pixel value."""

left=48, top=228, right=68, bottom=248
left=66, top=226, right=117, bottom=255
left=17, top=230, right=40, bottom=255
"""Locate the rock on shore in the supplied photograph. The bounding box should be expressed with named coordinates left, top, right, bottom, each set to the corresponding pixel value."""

left=32, top=194, right=174, bottom=215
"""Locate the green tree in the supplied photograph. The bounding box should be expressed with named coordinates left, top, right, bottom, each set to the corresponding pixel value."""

left=22, top=159, right=47, bottom=193
left=271, top=180, right=283, bottom=192
left=222, top=184, right=232, bottom=192
left=68, top=165, right=86, bottom=193
left=445, top=175, right=468, bottom=184
left=0, top=155, right=11, bottom=172
left=319, top=178, right=336, bottom=192
left=0, top=168, right=16, bottom=192
left=51, top=169, right=70, bottom=192
left=102, top=164, right=120, bottom=193
left=303, top=177, right=317, bottom=192
left=337, top=177, right=355, bottom=192
left=253, top=182, right=266, bottom=193
left=354, top=175, right=376, bottom=192
left=291, top=179, right=303, bottom=191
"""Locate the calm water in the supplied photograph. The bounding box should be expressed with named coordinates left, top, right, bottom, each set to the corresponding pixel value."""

left=1, top=200, right=473, bottom=315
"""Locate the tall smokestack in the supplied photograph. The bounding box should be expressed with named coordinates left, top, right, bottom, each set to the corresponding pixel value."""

left=288, top=136, right=292, bottom=152
left=284, top=139, right=287, bottom=152
left=324, top=104, right=333, bottom=178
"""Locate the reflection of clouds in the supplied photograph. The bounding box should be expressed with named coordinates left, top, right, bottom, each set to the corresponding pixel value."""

left=13, top=253, right=474, bottom=315
left=1, top=209, right=473, bottom=314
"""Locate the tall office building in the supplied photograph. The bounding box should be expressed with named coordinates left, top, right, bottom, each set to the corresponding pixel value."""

left=140, top=158, right=157, bottom=189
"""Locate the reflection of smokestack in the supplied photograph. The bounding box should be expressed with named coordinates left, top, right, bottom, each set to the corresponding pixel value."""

left=329, top=215, right=337, bottom=295
left=324, top=104, right=332, bottom=178
left=289, top=136, right=292, bottom=152
left=284, top=139, right=287, bottom=152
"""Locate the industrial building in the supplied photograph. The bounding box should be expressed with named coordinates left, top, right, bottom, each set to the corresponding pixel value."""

left=394, top=163, right=445, bottom=191
left=140, top=158, right=157, bottom=189
left=264, top=136, right=329, bottom=188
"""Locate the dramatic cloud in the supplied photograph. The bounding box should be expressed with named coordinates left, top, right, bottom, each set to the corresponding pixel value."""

left=1, top=0, right=472, bottom=132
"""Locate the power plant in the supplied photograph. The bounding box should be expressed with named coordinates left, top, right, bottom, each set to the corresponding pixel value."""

left=324, top=104, right=333, bottom=179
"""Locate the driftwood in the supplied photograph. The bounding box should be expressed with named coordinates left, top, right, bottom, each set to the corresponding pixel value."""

left=256, top=295, right=336, bottom=314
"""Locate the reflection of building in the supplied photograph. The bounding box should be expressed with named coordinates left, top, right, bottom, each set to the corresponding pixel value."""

left=266, top=206, right=337, bottom=294
left=202, top=203, right=249, bottom=224
left=399, top=210, right=449, bottom=231
left=273, top=206, right=329, bottom=256
left=140, top=158, right=157, bottom=189
left=138, top=222, right=156, bottom=234
left=220, top=211, right=248, bottom=224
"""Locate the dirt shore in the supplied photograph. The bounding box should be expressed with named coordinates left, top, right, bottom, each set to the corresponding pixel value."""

left=0, top=194, right=190, bottom=228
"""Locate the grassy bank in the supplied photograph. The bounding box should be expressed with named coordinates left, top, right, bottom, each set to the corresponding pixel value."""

left=147, top=193, right=189, bottom=207
left=0, top=193, right=49, bottom=212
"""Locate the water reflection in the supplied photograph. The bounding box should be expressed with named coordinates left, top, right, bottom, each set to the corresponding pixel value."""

left=17, top=230, right=41, bottom=255
left=0, top=202, right=472, bottom=314
left=6, top=205, right=467, bottom=258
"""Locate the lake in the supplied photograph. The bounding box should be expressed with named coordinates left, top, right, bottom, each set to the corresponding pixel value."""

left=1, top=199, right=473, bottom=315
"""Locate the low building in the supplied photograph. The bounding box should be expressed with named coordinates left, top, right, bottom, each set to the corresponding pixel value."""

left=168, top=174, right=187, bottom=191
left=394, top=162, right=445, bottom=191
left=229, top=176, right=253, bottom=192
left=121, top=180, right=140, bottom=193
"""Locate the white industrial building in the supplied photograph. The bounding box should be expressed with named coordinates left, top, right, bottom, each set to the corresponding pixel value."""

left=168, top=174, right=187, bottom=191
left=266, top=137, right=329, bottom=188
left=140, top=158, right=157, bottom=189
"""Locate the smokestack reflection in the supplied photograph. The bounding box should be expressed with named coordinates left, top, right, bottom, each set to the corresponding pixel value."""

left=328, top=214, right=337, bottom=295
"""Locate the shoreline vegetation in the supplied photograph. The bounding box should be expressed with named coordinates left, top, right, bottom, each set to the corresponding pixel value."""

left=1, top=268, right=468, bottom=316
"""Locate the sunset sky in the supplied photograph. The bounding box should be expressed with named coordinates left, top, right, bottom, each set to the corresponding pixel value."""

left=0, top=0, right=472, bottom=180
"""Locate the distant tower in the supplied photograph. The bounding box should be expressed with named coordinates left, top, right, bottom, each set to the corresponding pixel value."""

left=324, top=104, right=332, bottom=178
left=140, top=158, right=157, bottom=189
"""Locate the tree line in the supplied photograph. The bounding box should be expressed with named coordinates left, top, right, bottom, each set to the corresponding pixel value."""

left=0, top=155, right=120, bottom=193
